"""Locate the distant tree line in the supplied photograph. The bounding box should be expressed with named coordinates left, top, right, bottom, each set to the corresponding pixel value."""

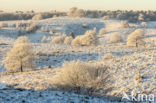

left=1, top=8, right=156, bottom=23
left=67, top=7, right=156, bottom=23
left=0, top=11, right=66, bottom=21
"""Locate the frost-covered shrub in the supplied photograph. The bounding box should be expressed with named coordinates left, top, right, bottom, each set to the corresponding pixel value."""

left=141, top=22, right=147, bottom=27
left=138, top=13, right=145, bottom=22
left=102, top=53, right=114, bottom=59
left=26, top=23, right=39, bottom=33
left=71, top=30, right=98, bottom=46
left=3, top=36, right=35, bottom=72
left=32, top=14, right=43, bottom=20
left=64, top=36, right=73, bottom=45
left=127, top=29, right=145, bottom=47
left=120, top=21, right=130, bottom=28
left=51, top=34, right=66, bottom=44
left=99, top=28, right=107, bottom=35
left=103, top=16, right=109, bottom=20
left=82, top=24, right=89, bottom=28
left=0, top=22, right=8, bottom=28
left=41, top=36, right=47, bottom=43
left=16, top=22, right=27, bottom=29
left=41, top=26, right=49, bottom=32
left=110, top=33, right=123, bottom=43
left=52, top=61, right=110, bottom=95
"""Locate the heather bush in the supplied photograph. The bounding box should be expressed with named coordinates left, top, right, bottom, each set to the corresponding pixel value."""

left=110, top=33, right=123, bottom=43
left=127, top=29, right=145, bottom=47
left=52, top=61, right=110, bottom=95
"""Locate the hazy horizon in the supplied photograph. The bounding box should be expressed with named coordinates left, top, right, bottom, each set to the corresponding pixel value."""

left=0, top=0, right=156, bottom=12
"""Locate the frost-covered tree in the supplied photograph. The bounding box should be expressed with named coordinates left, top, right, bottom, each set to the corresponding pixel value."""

left=127, top=29, right=145, bottom=47
left=67, top=7, right=78, bottom=17
left=3, top=36, right=35, bottom=72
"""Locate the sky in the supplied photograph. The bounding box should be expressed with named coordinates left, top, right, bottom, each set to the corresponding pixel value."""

left=0, top=0, right=156, bottom=12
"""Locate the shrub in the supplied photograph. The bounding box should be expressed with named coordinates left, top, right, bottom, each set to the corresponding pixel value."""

left=26, top=23, right=39, bottom=33
left=64, top=36, right=73, bottom=45
left=52, top=61, right=110, bottom=95
left=99, top=28, right=107, bottom=35
left=0, top=22, right=8, bottom=28
left=41, top=26, right=49, bottom=32
left=71, top=30, right=98, bottom=46
left=141, top=22, right=147, bottom=27
left=32, top=14, right=43, bottom=20
left=3, top=36, right=35, bottom=72
left=102, top=53, right=114, bottom=59
left=127, top=29, right=145, bottom=47
left=51, top=34, right=66, bottom=44
left=103, top=16, right=109, bottom=20
left=16, top=22, right=28, bottom=29
left=120, top=21, right=130, bottom=28
left=110, top=33, right=123, bottom=43
left=41, top=36, right=47, bottom=43
left=82, top=24, right=89, bottom=28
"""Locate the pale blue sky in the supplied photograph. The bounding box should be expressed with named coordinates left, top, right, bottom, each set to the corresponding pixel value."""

left=0, top=0, right=155, bottom=12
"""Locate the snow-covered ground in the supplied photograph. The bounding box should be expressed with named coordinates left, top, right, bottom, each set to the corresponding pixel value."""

left=0, top=17, right=155, bottom=102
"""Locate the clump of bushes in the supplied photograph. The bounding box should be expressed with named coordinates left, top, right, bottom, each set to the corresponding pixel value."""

left=51, top=34, right=66, bottom=44
left=52, top=61, right=110, bottom=95
left=64, top=36, right=73, bottom=45
left=127, top=29, right=145, bottom=47
left=32, top=14, right=43, bottom=20
left=71, top=30, right=98, bottom=46
left=110, top=33, right=123, bottom=43
left=120, top=21, right=130, bottom=28
left=26, top=23, right=40, bottom=33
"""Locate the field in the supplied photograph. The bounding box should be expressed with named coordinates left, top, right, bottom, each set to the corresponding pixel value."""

left=0, top=17, right=155, bottom=103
